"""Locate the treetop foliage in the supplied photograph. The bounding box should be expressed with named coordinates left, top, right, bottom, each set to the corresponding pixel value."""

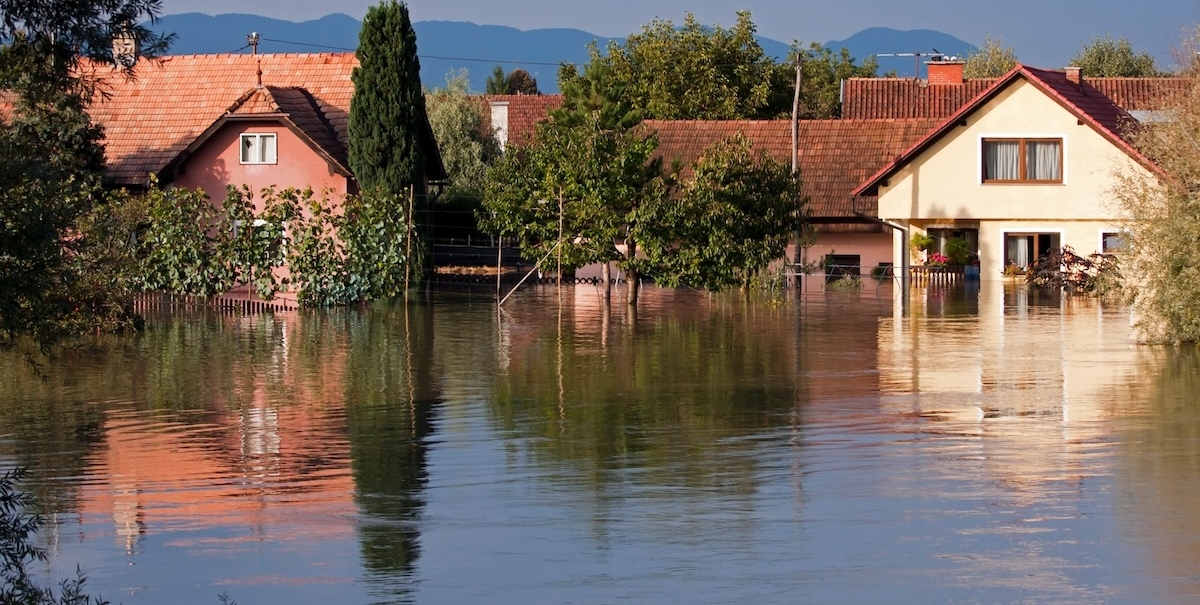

left=1070, top=35, right=1159, bottom=77
left=0, top=0, right=172, bottom=102
left=486, top=65, right=539, bottom=95
left=962, top=34, right=1018, bottom=79
left=554, top=11, right=878, bottom=122
left=425, top=69, right=501, bottom=202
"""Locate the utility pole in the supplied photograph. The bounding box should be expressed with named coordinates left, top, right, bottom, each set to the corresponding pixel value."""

left=791, top=50, right=804, bottom=288
left=557, top=189, right=564, bottom=293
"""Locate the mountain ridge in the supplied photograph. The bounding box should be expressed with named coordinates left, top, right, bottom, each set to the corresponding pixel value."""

left=149, top=13, right=977, bottom=92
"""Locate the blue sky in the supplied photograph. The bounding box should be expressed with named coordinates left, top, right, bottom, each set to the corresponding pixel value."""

left=159, top=0, right=1198, bottom=68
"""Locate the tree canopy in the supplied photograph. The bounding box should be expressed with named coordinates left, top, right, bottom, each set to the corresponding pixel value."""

left=1, top=0, right=169, bottom=350
left=425, top=70, right=501, bottom=202
left=1114, top=66, right=1200, bottom=343
left=349, top=0, right=428, bottom=196
left=638, top=134, right=803, bottom=290
left=962, top=35, right=1018, bottom=79
left=486, top=66, right=539, bottom=95
left=481, top=112, right=666, bottom=299
left=1070, top=35, right=1159, bottom=77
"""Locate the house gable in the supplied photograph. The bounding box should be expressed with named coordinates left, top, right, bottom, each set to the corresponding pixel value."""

left=871, top=76, right=1154, bottom=223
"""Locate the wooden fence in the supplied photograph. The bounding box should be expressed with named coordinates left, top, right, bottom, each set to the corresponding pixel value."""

left=132, top=292, right=299, bottom=314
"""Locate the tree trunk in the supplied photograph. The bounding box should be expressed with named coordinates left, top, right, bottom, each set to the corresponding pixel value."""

left=625, top=239, right=639, bottom=307
left=602, top=262, right=612, bottom=301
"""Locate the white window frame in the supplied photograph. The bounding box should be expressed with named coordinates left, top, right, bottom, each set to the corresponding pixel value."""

left=240, top=133, right=277, bottom=165
left=1100, top=231, right=1127, bottom=255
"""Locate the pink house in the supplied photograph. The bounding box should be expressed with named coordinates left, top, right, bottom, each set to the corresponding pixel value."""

left=87, top=52, right=445, bottom=206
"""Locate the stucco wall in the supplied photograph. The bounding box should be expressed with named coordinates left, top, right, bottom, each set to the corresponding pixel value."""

left=173, top=120, right=351, bottom=209
left=875, top=78, right=1152, bottom=278
left=878, top=80, right=1146, bottom=222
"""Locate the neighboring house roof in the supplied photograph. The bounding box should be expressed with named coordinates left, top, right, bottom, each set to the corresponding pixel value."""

left=84, top=53, right=445, bottom=186
left=644, top=118, right=940, bottom=219
left=481, top=94, right=563, bottom=146
left=842, top=75, right=1191, bottom=120
left=853, top=64, right=1163, bottom=198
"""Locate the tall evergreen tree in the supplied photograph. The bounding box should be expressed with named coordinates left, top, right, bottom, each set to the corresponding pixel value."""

left=349, top=0, right=427, bottom=196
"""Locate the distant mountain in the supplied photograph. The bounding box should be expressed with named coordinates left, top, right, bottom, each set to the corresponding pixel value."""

left=148, top=13, right=975, bottom=92
left=826, top=27, right=977, bottom=78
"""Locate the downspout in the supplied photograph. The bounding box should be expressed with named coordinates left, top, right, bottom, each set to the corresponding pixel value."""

left=850, top=195, right=910, bottom=316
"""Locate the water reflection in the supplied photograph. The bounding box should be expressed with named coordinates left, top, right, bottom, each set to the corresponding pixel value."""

left=2, top=283, right=1200, bottom=603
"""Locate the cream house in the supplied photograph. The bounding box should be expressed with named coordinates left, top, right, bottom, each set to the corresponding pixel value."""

left=853, top=64, right=1163, bottom=279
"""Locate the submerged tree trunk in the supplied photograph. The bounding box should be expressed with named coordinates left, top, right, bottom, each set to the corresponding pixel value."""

left=602, top=262, right=612, bottom=301
left=625, top=239, right=640, bottom=307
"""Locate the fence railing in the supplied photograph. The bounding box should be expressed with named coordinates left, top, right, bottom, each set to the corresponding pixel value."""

left=132, top=292, right=298, bottom=314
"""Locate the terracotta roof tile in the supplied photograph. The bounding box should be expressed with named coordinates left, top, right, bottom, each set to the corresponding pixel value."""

left=644, top=119, right=939, bottom=219
left=88, top=53, right=358, bottom=185
left=854, top=65, right=1165, bottom=197
left=480, top=94, right=563, bottom=145
left=843, top=74, right=1191, bottom=120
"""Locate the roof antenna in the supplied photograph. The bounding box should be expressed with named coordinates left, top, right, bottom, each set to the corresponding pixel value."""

left=248, top=32, right=260, bottom=56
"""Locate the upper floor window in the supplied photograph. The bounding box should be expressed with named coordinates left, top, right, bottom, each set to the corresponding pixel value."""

left=983, top=138, right=1061, bottom=183
left=240, top=133, right=277, bottom=164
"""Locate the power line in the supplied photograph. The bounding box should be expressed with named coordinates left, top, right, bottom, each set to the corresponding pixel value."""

left=258, top=36, right=574, bottom=67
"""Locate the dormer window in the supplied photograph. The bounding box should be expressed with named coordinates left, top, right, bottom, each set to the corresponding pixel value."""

left=240, top=133, right=277, bottom=164
left=983, top=138, right=1062, bottom=183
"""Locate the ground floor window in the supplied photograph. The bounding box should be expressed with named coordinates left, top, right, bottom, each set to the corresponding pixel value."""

left=1004, top=232, right=1059, bottom=270
left=825, top=254, right=860, bottom=284
left=1101, top=232, right=1127, bottom=254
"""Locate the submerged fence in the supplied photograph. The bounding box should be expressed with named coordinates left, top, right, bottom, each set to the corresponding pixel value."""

left=132, top=292, right=299, bottom=314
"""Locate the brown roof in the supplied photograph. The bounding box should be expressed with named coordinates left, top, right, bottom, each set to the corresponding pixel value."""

left=644, top=118, right=940, bottom=219
left=85, top=53, right=445, bottom=186
left=854, top=65, right=1163, bottom=197
left=482, top=94, right=563, bottom=146
left=843, top=75, right=1192, bottom=120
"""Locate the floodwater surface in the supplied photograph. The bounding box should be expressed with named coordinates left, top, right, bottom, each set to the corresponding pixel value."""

left=1, top=281, right=1198, bottom=604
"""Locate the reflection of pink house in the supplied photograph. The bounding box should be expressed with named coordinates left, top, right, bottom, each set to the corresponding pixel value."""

left=87, top=53, right=446, bottom=205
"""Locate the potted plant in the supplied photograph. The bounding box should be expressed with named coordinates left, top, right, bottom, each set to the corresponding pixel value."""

left=910, top=232, right=933, bottom=264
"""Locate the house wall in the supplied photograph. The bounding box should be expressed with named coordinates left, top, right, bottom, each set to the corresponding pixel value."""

left=876, top=79, right=1153, bottom=278
left=797, top=231, right=894, bottom=275
left=173, top=120, right=351, bottom=209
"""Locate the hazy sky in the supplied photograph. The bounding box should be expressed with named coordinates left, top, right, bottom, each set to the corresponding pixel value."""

left=159, top=0, right=1199, bottom=67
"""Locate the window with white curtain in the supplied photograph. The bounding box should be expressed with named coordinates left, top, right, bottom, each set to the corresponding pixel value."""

left=240, top=133, right=277, bottom=164
left=983, top=138, right=1061, bottom=183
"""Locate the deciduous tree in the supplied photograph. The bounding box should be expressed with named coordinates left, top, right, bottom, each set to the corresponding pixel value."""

left=962, top=34, right=1018, bottom=79
left=637, top=133, right=803, bottom=290
left=1070, top=35, right=1159, bottom=77
left=481, top=112, right=666, bottom=305
left=425, top=70, right=501, bottom=201
left=0, top=0, right=169, bottom=350
left=583, top=11, right=779, bottom=120
left=1113, top=67, right=1200, bottom=343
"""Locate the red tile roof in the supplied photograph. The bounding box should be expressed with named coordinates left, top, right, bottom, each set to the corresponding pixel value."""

left=644, top=118, right=940, bottom=219
left=854, top=65, right=1163, bottom=197
left=843, top=75, right=1190, bottom=120
left=481, top=94, right=563, bottom=146
left=85, top=53, right=444, bottom=186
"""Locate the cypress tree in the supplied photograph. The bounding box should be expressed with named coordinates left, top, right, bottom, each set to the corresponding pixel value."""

left=349, top=1, right=427, bottom=195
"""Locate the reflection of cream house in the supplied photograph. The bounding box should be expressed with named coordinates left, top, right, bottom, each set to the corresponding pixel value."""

left=853, top=64, right=1164, bottom=278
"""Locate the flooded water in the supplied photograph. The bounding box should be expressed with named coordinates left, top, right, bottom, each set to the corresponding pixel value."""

left=1, top=281, right=1198, bottom=604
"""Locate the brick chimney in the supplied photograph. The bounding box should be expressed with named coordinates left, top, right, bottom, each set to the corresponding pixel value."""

left=1064, top=66, right=1082, bottom=89
left=926, top=60, right=965, bottom=85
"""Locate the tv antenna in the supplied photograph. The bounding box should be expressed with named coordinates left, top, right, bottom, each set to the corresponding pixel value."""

left=876, top=49, right=945, bottom=78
